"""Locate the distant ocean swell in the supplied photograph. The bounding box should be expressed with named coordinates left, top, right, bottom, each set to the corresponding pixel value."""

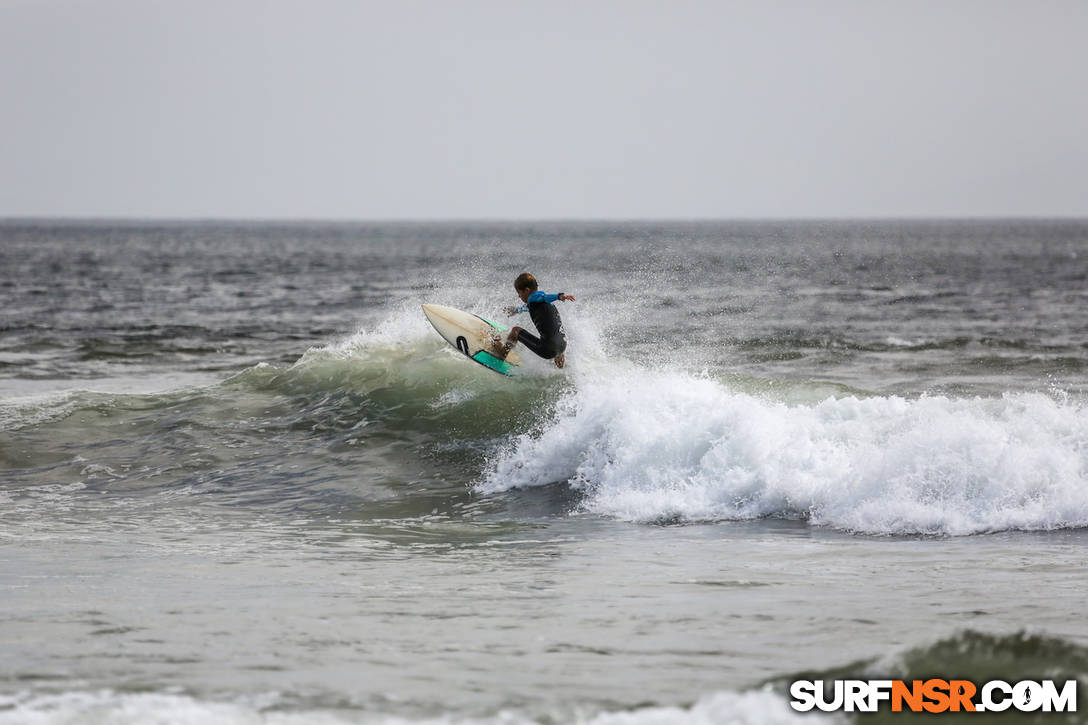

left=2, top=630, right=1082, bottom=724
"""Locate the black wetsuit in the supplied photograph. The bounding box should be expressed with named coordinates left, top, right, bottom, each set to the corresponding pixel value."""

left=514, top=291, right=567, bottom=360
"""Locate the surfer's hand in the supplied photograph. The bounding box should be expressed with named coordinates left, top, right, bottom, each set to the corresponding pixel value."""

left=503, top=306, right=517, bottom=316
left=559, top=293, right=575, bottom=302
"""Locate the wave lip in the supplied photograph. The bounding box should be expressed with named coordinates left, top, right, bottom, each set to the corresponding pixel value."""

left=479, top=369, right=1088, bottom=536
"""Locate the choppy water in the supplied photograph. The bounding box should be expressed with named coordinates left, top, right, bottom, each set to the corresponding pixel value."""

left=2, top=220, right=1087, bottom=723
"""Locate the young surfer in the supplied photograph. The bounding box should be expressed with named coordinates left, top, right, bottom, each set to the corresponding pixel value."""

left=494, top=273, right=575, bottom=368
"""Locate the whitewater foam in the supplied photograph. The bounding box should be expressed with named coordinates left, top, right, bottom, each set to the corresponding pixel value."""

left=479, top=367, right=1088, bottom=535
left=0, top=688, right=830, bottom=725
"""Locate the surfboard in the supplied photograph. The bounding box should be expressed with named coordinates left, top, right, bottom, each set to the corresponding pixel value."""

left=421, top=304, right=520, bottom=376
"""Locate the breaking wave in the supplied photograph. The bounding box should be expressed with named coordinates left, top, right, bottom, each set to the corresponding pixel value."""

left=479, top=366, right=1088, bottom=536
left=6, top=298, right=1087, bottom=537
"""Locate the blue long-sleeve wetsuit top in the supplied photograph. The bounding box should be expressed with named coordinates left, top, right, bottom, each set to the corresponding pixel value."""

left=512, top=291, right=565, bottom=342
left=511, top=291, right=561, bottom=314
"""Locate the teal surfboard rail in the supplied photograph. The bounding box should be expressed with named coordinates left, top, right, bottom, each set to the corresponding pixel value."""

left=476, top=315, right=508, bottom=332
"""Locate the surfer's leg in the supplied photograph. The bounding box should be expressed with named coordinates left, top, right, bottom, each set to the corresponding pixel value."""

left=553, top=338, right=568, bottom=368
left=518, top=330, right=567, bottom=363
left=491, top=326, right=523, bottom=359
left=514, top=329, right=552, bottom=359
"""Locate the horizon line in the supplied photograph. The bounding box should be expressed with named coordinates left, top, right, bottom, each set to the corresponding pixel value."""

left=3, top=214, right=1088, bottom=225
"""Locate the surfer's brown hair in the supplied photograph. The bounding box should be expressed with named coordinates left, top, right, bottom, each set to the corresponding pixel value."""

left=514, top=273, right=538, bottom=292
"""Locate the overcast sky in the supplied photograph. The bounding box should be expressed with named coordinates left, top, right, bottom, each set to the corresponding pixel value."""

left=1, top=0, right=1086, bottom=219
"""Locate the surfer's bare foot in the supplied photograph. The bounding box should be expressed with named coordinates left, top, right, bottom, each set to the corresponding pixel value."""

left=490, top=328, right=520, bottom=358
left=554, top=353, right=565, bottom=368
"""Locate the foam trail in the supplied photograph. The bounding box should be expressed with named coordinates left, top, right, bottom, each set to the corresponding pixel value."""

left=479, top=367, right=1088, bottom=535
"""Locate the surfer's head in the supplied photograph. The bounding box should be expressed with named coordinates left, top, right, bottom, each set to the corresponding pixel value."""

left=514, top=272, right=537, bottom=302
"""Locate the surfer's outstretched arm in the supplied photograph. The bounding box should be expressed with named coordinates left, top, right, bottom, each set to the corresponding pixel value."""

left=507, top=291, right=574, bottom=316
left=531, top=291, right=574, bottom=304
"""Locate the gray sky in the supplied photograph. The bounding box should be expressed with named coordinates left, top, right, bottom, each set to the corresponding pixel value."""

left=2, top=0, right=1086, bottom=219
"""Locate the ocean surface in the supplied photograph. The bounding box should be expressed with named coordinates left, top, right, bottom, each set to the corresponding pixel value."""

left=2, top=219, right=1087, bottom=724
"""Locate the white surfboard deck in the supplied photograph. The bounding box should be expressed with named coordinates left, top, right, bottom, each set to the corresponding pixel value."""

left=422, top=304, right=521, bottom=376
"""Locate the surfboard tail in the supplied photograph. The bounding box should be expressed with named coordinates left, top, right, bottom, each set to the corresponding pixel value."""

left=470, top=350, right=516, bottom=376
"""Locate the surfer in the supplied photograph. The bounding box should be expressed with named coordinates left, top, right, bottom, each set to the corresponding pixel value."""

left=494, top=273, right=575, bottom=368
